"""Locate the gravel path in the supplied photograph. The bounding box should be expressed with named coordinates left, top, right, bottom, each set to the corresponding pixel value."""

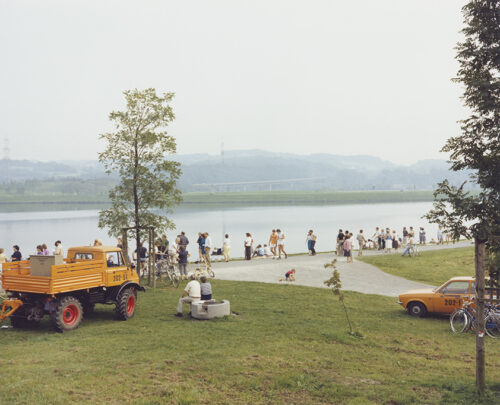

left=210, top=241, right=472, bottom=297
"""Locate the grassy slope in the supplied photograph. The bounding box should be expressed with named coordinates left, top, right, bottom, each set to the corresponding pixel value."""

left=0, top=190, right=435, bottom=206
left=358, top=246, right=475, bottom=286
left=0, top=279, right=498, bottom=404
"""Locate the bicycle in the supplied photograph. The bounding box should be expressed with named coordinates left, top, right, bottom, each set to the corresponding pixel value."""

left=193, top=262, right=215, bottom=280
left=450, top=301, right=500, bottom=338
left=156, top=258, right=180, bottom=288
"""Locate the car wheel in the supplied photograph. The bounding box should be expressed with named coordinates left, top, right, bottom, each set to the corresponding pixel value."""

left=408, top=302, right=427, bottom=318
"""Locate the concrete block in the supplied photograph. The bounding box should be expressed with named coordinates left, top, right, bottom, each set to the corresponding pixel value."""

left=191, top=300, right=230, bottom=320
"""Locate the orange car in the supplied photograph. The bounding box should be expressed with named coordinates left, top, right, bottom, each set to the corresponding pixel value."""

left=398, top=277, right=475, bottom=317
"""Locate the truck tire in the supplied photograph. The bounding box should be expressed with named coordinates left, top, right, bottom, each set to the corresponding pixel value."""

left=51, top=296, right=84, bottom=332
left=116, top=288, right=137, bottom=320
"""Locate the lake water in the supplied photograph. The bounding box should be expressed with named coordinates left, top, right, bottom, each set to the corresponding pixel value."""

left=0, top=202, right=442, bottom=259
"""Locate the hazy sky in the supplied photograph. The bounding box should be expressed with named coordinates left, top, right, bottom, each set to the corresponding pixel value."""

left=1, top=0, right=466, bottom=165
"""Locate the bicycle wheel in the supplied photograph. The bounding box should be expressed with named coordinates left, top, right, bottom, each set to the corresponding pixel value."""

left=171, top=273, right=180, bottom=288
left=485, top=313, right=500, bottom=338
left=207, top=269, right=215, bottom=278
left=450, top=309, right=470, bottom=333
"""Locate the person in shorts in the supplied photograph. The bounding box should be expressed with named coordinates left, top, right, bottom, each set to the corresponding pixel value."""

left=269, top=230, right=278, bottom=257
left=343, top=236, right=352, bottom=263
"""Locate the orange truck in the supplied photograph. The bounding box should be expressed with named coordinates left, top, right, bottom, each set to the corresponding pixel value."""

left=0, top=246, right=145, bottom=332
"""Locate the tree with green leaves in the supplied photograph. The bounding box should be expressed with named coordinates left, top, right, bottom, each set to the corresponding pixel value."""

left=425, top=1, right=499, bottom=396
left=98, top=88, right=182, bottom=266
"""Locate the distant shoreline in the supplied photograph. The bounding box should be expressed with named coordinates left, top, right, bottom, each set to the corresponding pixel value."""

left=0, top=190, right=438, bottom=208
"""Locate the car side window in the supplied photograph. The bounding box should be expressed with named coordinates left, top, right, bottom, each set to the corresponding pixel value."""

left=106, top=252, right=123, bottom=268
left=440, top=281, right=470, bottom=295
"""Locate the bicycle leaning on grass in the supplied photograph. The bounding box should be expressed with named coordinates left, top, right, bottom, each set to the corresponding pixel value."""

left=449, top=300, right=500, bottom=338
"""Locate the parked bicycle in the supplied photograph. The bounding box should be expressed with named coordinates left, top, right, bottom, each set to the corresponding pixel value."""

left=450, top=300, right=500, bottom=338
left=156, top=258, right=180, bottom=288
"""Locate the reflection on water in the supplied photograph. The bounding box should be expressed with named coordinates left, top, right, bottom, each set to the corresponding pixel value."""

left=0, top=202, right=440, bottom=258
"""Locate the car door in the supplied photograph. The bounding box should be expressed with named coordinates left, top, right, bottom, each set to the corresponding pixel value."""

left=432, top=281, right=471, bottom=314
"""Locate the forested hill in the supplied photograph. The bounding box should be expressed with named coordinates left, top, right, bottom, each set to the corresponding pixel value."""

left=0, top=150, right=473, bottom=192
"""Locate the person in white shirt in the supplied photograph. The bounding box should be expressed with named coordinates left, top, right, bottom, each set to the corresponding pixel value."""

left=54, top=240, right=64, bottom=257
left=276, top=229, right=287, bottom=259
left=244, top=233, right=252, bottom=260
left=223, top=234, right=231, bottom=262
left=203, top=232, right=212, bottom=265
left=263, top=244, right=273, bottom=257
left=175, top=274, right=201, bottom=317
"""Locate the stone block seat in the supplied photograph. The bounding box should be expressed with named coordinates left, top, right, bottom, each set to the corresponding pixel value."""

left=191, top=299, right=230, bottom=320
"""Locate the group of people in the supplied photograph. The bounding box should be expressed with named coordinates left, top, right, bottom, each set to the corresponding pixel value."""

left=175, top=274, right=213, bottom=318
left=0, top=241, right=64, bottom=265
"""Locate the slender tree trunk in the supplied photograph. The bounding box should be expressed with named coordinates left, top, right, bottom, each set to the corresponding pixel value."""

left=134, top=139, right=141, bottom=279
left=475, top=239, right=486, bottom=396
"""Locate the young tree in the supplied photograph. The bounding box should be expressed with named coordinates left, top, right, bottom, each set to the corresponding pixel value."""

left=425, top=1, right=499, bottom=396
left=98, top=88, right=182, bottom=268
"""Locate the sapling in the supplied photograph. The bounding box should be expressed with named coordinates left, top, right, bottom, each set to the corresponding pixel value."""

left=324, top=259, right=358, bottom=336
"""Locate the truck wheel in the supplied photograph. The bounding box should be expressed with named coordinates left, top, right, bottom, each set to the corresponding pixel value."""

left=116, top=288, right=137, bottom=320
left=51, top=296, right=83, bottom=332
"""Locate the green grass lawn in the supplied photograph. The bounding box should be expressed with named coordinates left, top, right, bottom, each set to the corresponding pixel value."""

left=358, top=246, right=475, bottom=286
left=0, top=279, right=498, bottom=404
left=0, top=190, right=436, bottom=207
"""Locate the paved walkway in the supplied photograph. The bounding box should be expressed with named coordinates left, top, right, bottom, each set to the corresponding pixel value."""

left=210, top=241, right=472, bottom=297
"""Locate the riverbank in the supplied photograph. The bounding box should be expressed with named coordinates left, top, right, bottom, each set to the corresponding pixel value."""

left=0, top=189, right=436, bottom=208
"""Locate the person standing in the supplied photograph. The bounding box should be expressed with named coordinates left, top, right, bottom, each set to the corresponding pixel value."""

left=177, top=246, right=189, bottom=279
left=54, top=240, right=64, bottom=257
left=269, top=230, right=278, bottom=257
left=161, top=234, right=169, bottom=256
left=203, top=232, right=212, bottom=266
left=402, top=227, right=409, bottom=247
left=437, top=226, right=443, bottom=245
left=42, top=243, right=50, bottom=256
left=197, top=232, right=204, bottom=262
left=385, top=230, right=392, bottom=254
left=372, top=227, right=381, bottom=250
left=223, top=234, right=231, bottom=262
left=175, top=274, right=201, bottom=317
left=179, top=231, right=189, bottom=248
left=419, top=227, right=426, bottom=245
left=343, top=235, right=352, bottom=263
left=244, top=233, right=252, bottom=260
left=336, top=229, right=345, bottom=256
left=392, top=230, right=399, bottom=252
left=277, top=229, right=287, bottom=259
left=306, top=230, right=317, bottom=255
left=11, top=245, right=22, bottom=261
left=356, top=230, right=366, bottom=256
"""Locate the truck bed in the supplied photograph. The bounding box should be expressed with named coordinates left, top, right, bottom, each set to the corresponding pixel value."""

left=1, top=260, right=107, bottom=295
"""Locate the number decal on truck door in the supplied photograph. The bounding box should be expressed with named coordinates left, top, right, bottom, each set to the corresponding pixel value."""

left=113, top=274, right=122, bottom=282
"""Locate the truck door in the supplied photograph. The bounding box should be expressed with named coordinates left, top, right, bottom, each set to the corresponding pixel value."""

left=106, top=251, right=128, bottom=285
